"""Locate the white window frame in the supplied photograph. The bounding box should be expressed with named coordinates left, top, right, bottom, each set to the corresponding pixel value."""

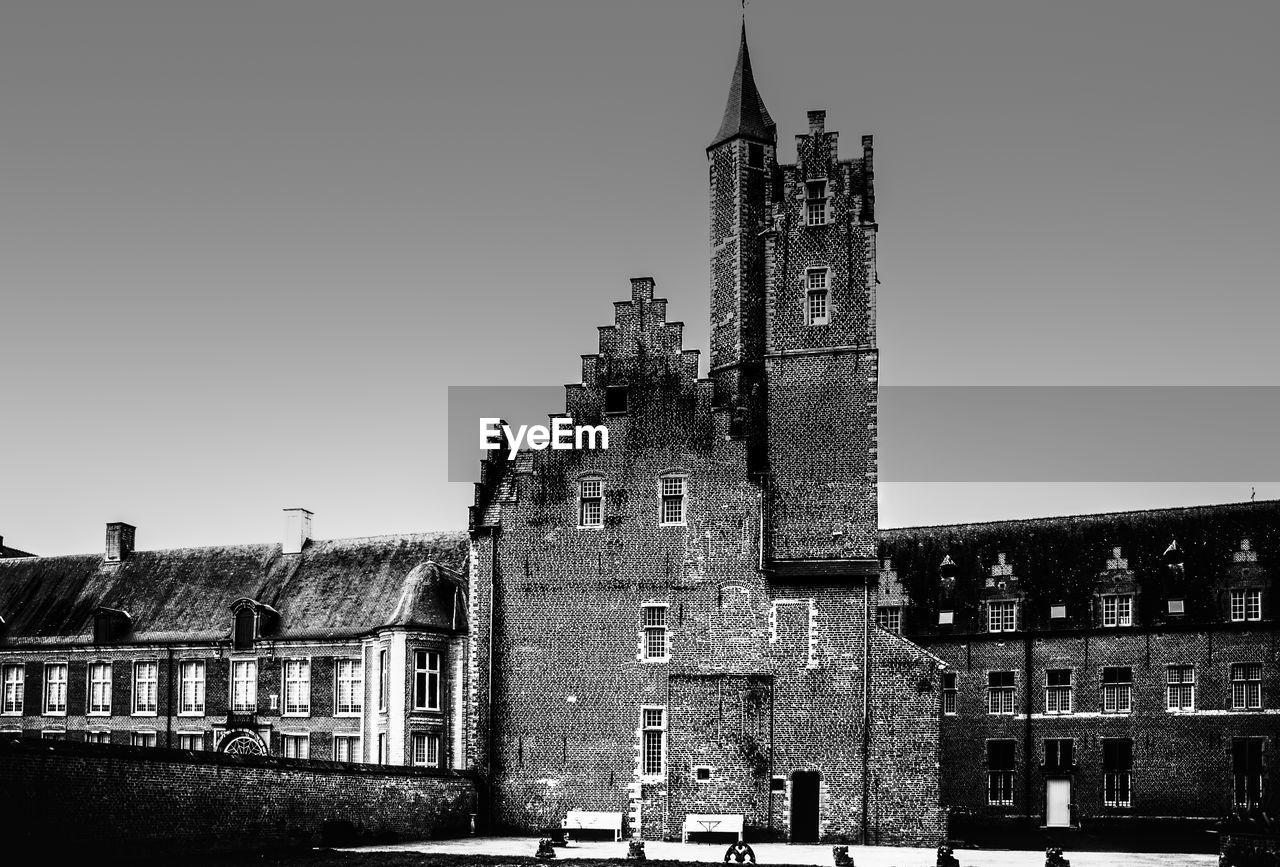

left=230, top=659, right=257, bottom=714
left=283, top=658, right=311, bottom=717
left=85, top=730, right=111, bottom=745
left=876, top=606, right=902, bottom=634
left=133, top=660, right=159, bottom=716
left=378, top=647, right=389, bottom=713
left=987, top=671, right=1016, bottom=715
left=640, top=706, right=666, bottom=779
left=805, top=179, right=828, bottom=226
left=282, top=733, right=310, bottom=759
left=1102, top=594, right=1133, bottom=627
left=178, top=659, right=205, bottom=716
left=987, top=600, right=1017, bottom=633
left=578, top=477, right=603, bottom=528
left=177, top=731, right=204, bottom=751
left=131, top=730, right=157, bottom=748
left=335, top=659, right=364, bottom=716
left=413, top=650, right=441, bottom=712
left=1045, top=668, right=1074, bottom=715
left=805, top=268, right=830, bottom=325
left=659, top=475, right=686, bottom=526
left=1230, top=663, right=1263, bottom=710
left=88, top=661, right=112, bottom=716
left=1165, top=664, right=1195, bottom=712
left=333, top=734, right=362, bottom=763
left=410, top=730, right=442, bottom=767
left=1231, top=588, right=1262, bottom=622
left=43, top=661, right=68, bottom=716
left=1102, top=667, right=1133, bottom=714
left=1, top=664, right=24, bottom=715
left=641, top=604, right=669, bottom=662
left=942, top=672, right=958, bottom=715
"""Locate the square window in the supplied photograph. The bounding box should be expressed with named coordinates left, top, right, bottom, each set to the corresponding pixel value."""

left=1168, top=599, right=1185, bottom=615
left=1044, top=738, right=1074, bottom=772
left=177, top=733, right=204, bottom=751
left=876, top=606, right=902, bottom=634
left=1232, top=589, right=1262, bottom=622
left=1049, top=604, right=1067, bottom=620
left=694, top=766, right=712, bottom=782
left=131, top=731, right=157, bottom=748
left=604, top=387, right=628, bottom=414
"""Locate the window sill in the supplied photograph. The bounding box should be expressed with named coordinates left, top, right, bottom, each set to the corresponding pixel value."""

left=132, top=711, right=158, bottom=718
left=282, top=712, right=312, bottom=718
left=177, top=711, right=205, bottom=717
left=43, top=711, right=68, bottom=717
left=577, top=525, right=604, bottom=531
left=333, top=711, right=363, bottom=718
left=642, top=658, right=671, bottom=664
left=658, top=523, right=686, bottom=528
left=87, top=711, right=112, bottom=717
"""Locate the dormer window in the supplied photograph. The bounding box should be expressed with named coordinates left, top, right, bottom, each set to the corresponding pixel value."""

left=1101, top=594, right=1133, bottom=627
left=230, top=599, right=278, bottom=651
left=1231, top=589, right=1261, bottom=622
left=805, top=180, right=828, bottom=226
left=92, top=607, right=132, bottom=644
left=234, top=608, right=256, bottom=651
left=987, top=600, right=1017, bottom=633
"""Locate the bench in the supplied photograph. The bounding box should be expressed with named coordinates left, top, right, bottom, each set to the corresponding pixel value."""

left=681, top=813, right=744, bottom=843
left=561, top=810, right=624, bottom=842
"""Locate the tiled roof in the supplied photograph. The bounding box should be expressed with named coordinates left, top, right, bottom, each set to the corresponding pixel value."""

left=0, top=532, right=469, bottom=645
left=709, top=23, right=775, bottom=150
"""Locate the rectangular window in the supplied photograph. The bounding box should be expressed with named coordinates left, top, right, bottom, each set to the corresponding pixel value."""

left=41, top=729, right=65, bottom=740
left=1045, top=669, right=1073, bottom=715
left=85, top=731, right=110, bottom=745
left=1044, top=738, right=1074, bottom=772
left=1103, top=739, right=1133, bottom=807
left=179, top=660, right=205, bottom=715
left=1166, top=665, right=1195, bottom=711
left=231, top=660, right=257, bottom=713
left=333, top=735, right=361, bottom=763
left=641, top=707, right=665, bottom=776
left=1, top=665, right=23, bottom=715
left=283, top=659, right=310, bottom=716
left=1232, top=589, right=1262, bottom=622
left=1049, top=604, right=1068, bottom=620
left=1231, top=663, right=1263, bottom=710
left=642, top=605, right=668, bottom=660
left=335, top=659, right=364, bottom=715
left=987, top=740, right=1015, bottom=806
left=942, top=672, right=958, bottom=715
left=806, top=269, right=829, bottom=325
left=133, top=661, right=158, bottom=715
left=988, top=601, right=1017, bottom=633
left=282, top=734, right=309, bottom=759
left=1233, top=738, right=1265, bottom=809
left=413, top=650, right=441, bottom=711
left=806, top=180, right=828, bottom=226
left=1102, top=667, right=1133, bottom=714
left=89, top=662, right=112, bottom=715
left=987, top=670, right=1015, bottom=715
left=411, top=731, right=442, bottom=767
left=44, top=663, right=68, bottom=715
left=604, top=387, right=628, bottom=414
left=131, top=731, right=157, bottom=748
left=876, top=606, right=902, bottom=634
left=1102, top=594, right=1133, bottom=627
left=659, top=476, right=686, bottom=526
left=579, top=478, right=603, bottom=527
left=177, top=733, right=204, bottom=751
left=377, top=732, right=388, bottom=765
left=378, top=648, right=389, bottom=712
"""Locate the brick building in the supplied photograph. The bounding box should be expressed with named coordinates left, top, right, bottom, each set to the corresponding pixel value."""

left=879, top=500, right=1278, bottom=839
left=0, top=511, right=470, bottom=769
left=466, top=27, right=947, bottom=846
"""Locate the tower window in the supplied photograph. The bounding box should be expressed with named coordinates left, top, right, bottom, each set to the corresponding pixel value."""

left=806, top=269, right=829, bottom=325
left=748, top=142, right=763, bottom=169
left=579, top=478, right=603, bottom=528
left=806, top=180, right=828, bottom=226
left=604, top=386, right=628, bottom=414
left=659, top=475, right=686, bottom=526
left=641, top=604, right=669, bottom=660
left=641, top=707, right=666, bottom=777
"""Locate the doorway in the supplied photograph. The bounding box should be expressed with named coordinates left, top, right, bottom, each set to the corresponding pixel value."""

left=1045, top=778, right=1072, bottom=827
left=790, top=770, right=821, bottom=842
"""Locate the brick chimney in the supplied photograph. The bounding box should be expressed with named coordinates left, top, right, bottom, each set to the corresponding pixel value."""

left=282, top=508, right=313, bottom=555
left=807, top=109, right=825, bottom=136
left=105, top=522, right=136, bottom=562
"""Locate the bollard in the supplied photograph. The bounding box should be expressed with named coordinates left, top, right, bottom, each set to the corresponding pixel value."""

left=628, top=840, right=647, bottom=860
left=536, top=839, right=558, bottom=860
left=832, top=844, right=854, bottom=866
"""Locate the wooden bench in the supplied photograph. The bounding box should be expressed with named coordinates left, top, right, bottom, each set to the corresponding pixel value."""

left=681, top=813, right=744, bottom=843
left=561, top=810, right=624, bottom=842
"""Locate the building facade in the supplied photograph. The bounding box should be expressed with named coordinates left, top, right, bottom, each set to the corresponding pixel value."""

left=466, top=28, right=947, bottom=846
left=0, top=511, right=470, bottom=769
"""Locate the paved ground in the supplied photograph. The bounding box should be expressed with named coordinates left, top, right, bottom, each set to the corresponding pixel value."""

left=348, top=836, right=1218, bottom=866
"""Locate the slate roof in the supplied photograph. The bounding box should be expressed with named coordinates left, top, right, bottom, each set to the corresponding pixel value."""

left=709, top=23, right=776, bottom=150
left=0, top=532, right=469, bottom=646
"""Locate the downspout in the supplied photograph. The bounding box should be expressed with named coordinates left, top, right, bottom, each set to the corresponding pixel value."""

left=488, top=530, right=499, bottom=830
left=166, top=645, right=174, bottom=748
left=757, top=478, right=767, bottom=572
left=861, top=579, right=871, bottom=845
left=1024, top=632, right=1033, bottom=822
left=767, top=677, right=775, bottom=838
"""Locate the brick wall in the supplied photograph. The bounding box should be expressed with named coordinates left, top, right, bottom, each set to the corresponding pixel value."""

left=0, top=736, right=477, bottom=858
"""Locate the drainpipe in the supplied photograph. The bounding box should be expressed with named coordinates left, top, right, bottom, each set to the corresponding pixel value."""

left=488, top=530, right=500, bottom=831
left=166, top=645, right=174, bottom=748
left=1024, top=632, right=1033, bottom=822
left=861, top=579, right=871, bottom=845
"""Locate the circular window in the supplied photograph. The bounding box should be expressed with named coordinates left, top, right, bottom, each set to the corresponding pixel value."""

left=220, top=732, right=266, bottom=756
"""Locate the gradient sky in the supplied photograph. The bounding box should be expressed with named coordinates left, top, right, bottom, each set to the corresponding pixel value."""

left=3, top=1, right=1278, bottom=556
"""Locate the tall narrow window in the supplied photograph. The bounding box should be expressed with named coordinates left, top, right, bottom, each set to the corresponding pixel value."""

left=1045, top=669, right=1073, bottom=715
left=1233, top=738, right=1265, bottom=809
left=335, top=659, right=363, bottom=715
left=133, top=661, right=158, bottom=715
left=43, top=663, right=68, bottom=715
left=411, top=731, right=442, bottom=767
left=1102, top=594, right=1133, bottom=627
left=284, top=659, right=310, bottom=716
left=1103, top=739, right=1133, bottom=807
left=377, top=732, right=388, bottom=764
left=88, top=662, right=112, bottom=715
left=987, top=740, right=1015, bottom=806
left=234, top=607, right=256, bottom=651
left=1231, top=663, right=1263, bottom=710
left=988, top=600, right=1017, bottom=633
left=642, top=605, right=668, bottom=661
left=2, top=665, right=24, bottom=715
left=987, top=671, right=1015, bottom=715
left=641, top=707, right=666, bottom=777
left=378, top=648, right=389, bottom=712
left=579, top=478, right=603, bottom=528
left=942, top=672, right=958, bottom=715
left=805, top=268, right=829, bottom=325
left=1231, top=589, right=1262, bottom=622
left=805, top=180, right=828, bottom=226
left=179, top=660, right=205, bottom=715
left=659, top=475, right=686, bottom=526
left=1166, top=665, right=1195, bottom=711
left=413, top=650, right=441, bottom=711
left=231, top=660, right=257, bottom=713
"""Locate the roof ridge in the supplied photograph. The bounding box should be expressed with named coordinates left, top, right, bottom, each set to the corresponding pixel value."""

left=880, top=498, right=1280, bottom=535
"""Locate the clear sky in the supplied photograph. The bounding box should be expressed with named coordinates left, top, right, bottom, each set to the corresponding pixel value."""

left=3, top=1, right=1278, bottom=556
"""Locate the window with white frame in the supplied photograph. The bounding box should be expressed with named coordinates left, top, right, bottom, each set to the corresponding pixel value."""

left=987, top=671, right=1015, bottom=715
left=131, top=731, right=157, bottom=748
left=89, top=662, right=112, bottom=715
left=336, top=659, right=363, bottom=715
left=283, top=659, right=310, bottom=716
left=642, top=605, right=668, bottom=661
left=1045, top=668, right=1073, bottom=714
left=282, top=734, right=309, bottom=759
left=1102, top=594, right=1133, bottom=627
left=1231, top=663, right=1263, bottom=710
left=988, top=600, right=1017, bottom=633
left=85, top=730, right=110, bottom=745
left=411, top=731, right=441, bottom=767
left=179, top=660, right=205, bottom=715
left=1102, top=667, right=1133, bottom=714
left=413, top=650, right=441, bottom=711
left=805, top=180, right=828, bottom=226
left=1231, top=588, right=1262, bottom=622
left=1166, top=665, right=1195, bottom=711
left=333, top=734, right=361, bottom=763
left=805, top=268, right=829, bottom=325
left=942, top=672, right=958, bottom=715
left=2, top=664, right=23, bottom=715
left=230, top=659, right=256, bottom=713
left=659, top=475, right=686, bottom=526
left=1102, top=739, right=1133, bottom=807
left=378, top=648, right=389, bottom=712
left=987, top=740, right=1015, bottom=806
left=133, top=661, right=158, bottom=715
left=579, top=478, right=603, bottom=528
left=641, top=707, right=666, bottom=777
left=43, top=662, right=67, bottom=715
left=41, top=729, right=65, bottom=740
left=177, top=733, right=204, bottom=751
left=876, top=606, right=902, bottom=634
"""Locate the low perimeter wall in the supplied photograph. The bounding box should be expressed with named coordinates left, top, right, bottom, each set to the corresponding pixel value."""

left=0, top=737, right=478, bottom=858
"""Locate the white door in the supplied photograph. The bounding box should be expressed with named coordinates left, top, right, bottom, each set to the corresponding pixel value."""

left=1046, top=779, right=1072, bottom=827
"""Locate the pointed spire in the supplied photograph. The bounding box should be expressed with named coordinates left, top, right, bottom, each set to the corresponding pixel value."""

left=708, top=22, right=775, bottom=150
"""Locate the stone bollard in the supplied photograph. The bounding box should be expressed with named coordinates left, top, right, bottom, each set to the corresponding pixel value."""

left=1045, top=847, right=1071, bottom=867
left=724, top=840, right=757, bottom=864
left=937, top=844, right=960, bottom=867
left=832, top=844, right=854, bottom=866
left=628, top=840, right=647, bottom=861
left=536, top=839, right=558, bottom=860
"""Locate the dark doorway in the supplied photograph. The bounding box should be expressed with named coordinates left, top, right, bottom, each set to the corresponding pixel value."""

left=790, top=770, right=821, bottom=842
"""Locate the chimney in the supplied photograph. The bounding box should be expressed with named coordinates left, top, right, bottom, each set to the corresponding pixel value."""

left=808, top=110, right=825, bottom=136
left=282, top=508, right=313, bottom=555
left=105, top=522, right=136, bottom=562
